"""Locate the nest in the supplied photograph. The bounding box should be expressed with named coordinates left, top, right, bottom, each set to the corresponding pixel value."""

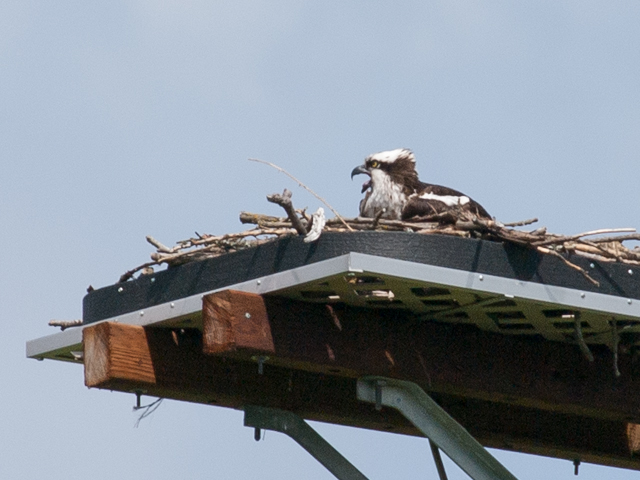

left=53, top=181, right=640, bottom=377
left=119, top=188, right=640, bottom=287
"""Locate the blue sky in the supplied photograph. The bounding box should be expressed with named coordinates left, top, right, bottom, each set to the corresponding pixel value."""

left=3, top=2, right=640, bottom=479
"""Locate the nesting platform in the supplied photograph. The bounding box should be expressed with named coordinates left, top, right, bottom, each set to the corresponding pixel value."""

left=27, top=232, right=640, bottom=470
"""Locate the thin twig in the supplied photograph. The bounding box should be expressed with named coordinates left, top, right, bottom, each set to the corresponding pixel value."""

left=146, top=235, right=174, bottom=253
left=533, top=228, right=636, bottom=247
left=589, top=234, right=640, bottom=244
left=529, top=227, right=547, bottom=236
left=503, top=218, right=539, bottom=227
left=119, top=261, right=157, bottom=283
left=537, top=246, right=600, bottom=286
left=248, top=158, right=354, bottom=231
left=239, top=212, right=285, bottom=225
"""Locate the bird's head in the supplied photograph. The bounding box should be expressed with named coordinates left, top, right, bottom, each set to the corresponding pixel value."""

left=351, top=148, right=418, bottom=193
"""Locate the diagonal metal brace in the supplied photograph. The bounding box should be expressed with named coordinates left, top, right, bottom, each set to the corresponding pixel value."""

left=357, top=377, right=518, bottom=480
left=243, top=405, right=369, bottom=480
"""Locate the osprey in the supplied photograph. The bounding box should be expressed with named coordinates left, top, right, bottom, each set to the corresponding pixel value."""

left=351, top=148, right=491, bottom=220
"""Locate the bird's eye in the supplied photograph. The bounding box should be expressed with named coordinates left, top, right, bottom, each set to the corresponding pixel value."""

left=370, top=160, right=379, bottom=168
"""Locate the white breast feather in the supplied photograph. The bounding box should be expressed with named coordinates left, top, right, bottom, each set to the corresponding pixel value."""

left=361, top=169, right=406, bottom=219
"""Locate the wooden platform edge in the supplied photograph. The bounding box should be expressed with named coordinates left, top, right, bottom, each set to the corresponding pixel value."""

left=83, top=317, right=640, bottom=471
left=202, top=291, right=640, bottom=425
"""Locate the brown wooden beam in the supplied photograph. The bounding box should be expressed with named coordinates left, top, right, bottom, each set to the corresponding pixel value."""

left=83, top=321, right=410, bottom=423
left=83, top=321, right=640, bottom=471
left=202, top=290, right=275, bottom=356
left=202, top=291, right=640, bottom=425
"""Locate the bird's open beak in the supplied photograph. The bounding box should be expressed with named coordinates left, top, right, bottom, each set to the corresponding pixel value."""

left=351, top=164, right=371, bottom=193
left=351, top=164, right=369, bottom=179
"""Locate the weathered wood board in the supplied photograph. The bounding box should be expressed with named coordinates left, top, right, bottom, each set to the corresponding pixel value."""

left=83, top=290, right=640, bottom=471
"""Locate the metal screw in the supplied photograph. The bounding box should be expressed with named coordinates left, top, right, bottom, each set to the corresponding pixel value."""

left=257, top=279, right=262, bottom=285
left=170, top=302, right=175, bottom=308
left=118, top=287, right=124, bottom=293
left=589, top=263, right=595, bottom=269
left=139, top=311, right=144, bottom=316
left=245, top=312, right=251, bottom=319
left=580, top=292, right=586, bottom=298
left=629, top=269, right=634, bottom=275
left=478, top=275, right=484, bottom=281
left=628, top=299, right=633, bottom=305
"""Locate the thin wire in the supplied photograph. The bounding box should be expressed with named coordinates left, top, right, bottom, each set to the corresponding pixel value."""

left=134, top=398, right=164, bottom=428
left=248, top=158, right=353, bottom=231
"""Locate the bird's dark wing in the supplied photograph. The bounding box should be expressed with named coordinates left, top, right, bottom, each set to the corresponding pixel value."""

left=401, top=183, right=491, bottom=220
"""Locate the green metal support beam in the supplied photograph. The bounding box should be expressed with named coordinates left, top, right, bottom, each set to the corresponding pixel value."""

left=244, top=405, right=369, bottom=480
left=357, top=376, right=518, bottom=480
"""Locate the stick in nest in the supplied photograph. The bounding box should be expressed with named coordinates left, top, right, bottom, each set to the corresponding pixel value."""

left=49, top=319, right=83, bottom=331
left=371, top=209, right=385, bottom=229
left=266, top=189, right=308, bottom=235
left=533, top=228, right=636, bottom=247
left=537, top=246, right=600, bottom=286
left=248, top=158, right=354, bottom=231
left=502, top=218, right=539, bottom=227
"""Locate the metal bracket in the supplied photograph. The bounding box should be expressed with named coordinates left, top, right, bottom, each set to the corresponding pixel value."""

left=357, top=377, right=518, bottom=480
left=243, top=405, right=368, bottom=480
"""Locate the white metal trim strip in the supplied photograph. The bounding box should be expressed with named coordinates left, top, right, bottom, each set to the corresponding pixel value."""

left=27, top=252, right=640, bottom=359
left=348, top=252, right=640, bottom=319
left=26, top=254, right=353, bottom=359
